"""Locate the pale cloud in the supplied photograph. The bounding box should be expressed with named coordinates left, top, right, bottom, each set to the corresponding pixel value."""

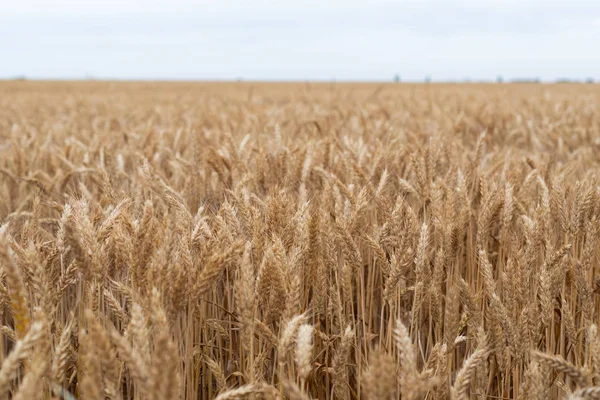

left=1, top=0, right=599, bottom=81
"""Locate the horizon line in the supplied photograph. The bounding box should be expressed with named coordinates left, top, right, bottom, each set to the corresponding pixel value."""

left=1, top=77, right=596, bottom=84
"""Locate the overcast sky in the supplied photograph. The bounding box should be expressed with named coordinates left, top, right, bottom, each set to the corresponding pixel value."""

left=1, top=0, right=599, bottom=81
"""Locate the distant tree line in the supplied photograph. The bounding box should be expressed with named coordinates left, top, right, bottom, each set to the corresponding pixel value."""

left=392, top=74, right=595, bottom=84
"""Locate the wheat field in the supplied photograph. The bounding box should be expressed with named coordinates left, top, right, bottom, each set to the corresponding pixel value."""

left=1, top=81, right=600, bottom=399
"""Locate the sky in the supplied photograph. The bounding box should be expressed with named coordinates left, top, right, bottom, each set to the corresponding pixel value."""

left=1, top=0, right=599, bottom=82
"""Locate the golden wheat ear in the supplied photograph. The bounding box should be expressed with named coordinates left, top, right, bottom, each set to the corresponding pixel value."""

left=0, top=241, right=30, bottom=340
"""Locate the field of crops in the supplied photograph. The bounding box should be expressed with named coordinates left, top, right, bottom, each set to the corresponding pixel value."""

left=1, top=81, right=600, bottom=399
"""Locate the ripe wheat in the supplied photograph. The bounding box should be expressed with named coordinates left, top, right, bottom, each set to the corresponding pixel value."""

left=0, top=81, right=600, bottom=399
